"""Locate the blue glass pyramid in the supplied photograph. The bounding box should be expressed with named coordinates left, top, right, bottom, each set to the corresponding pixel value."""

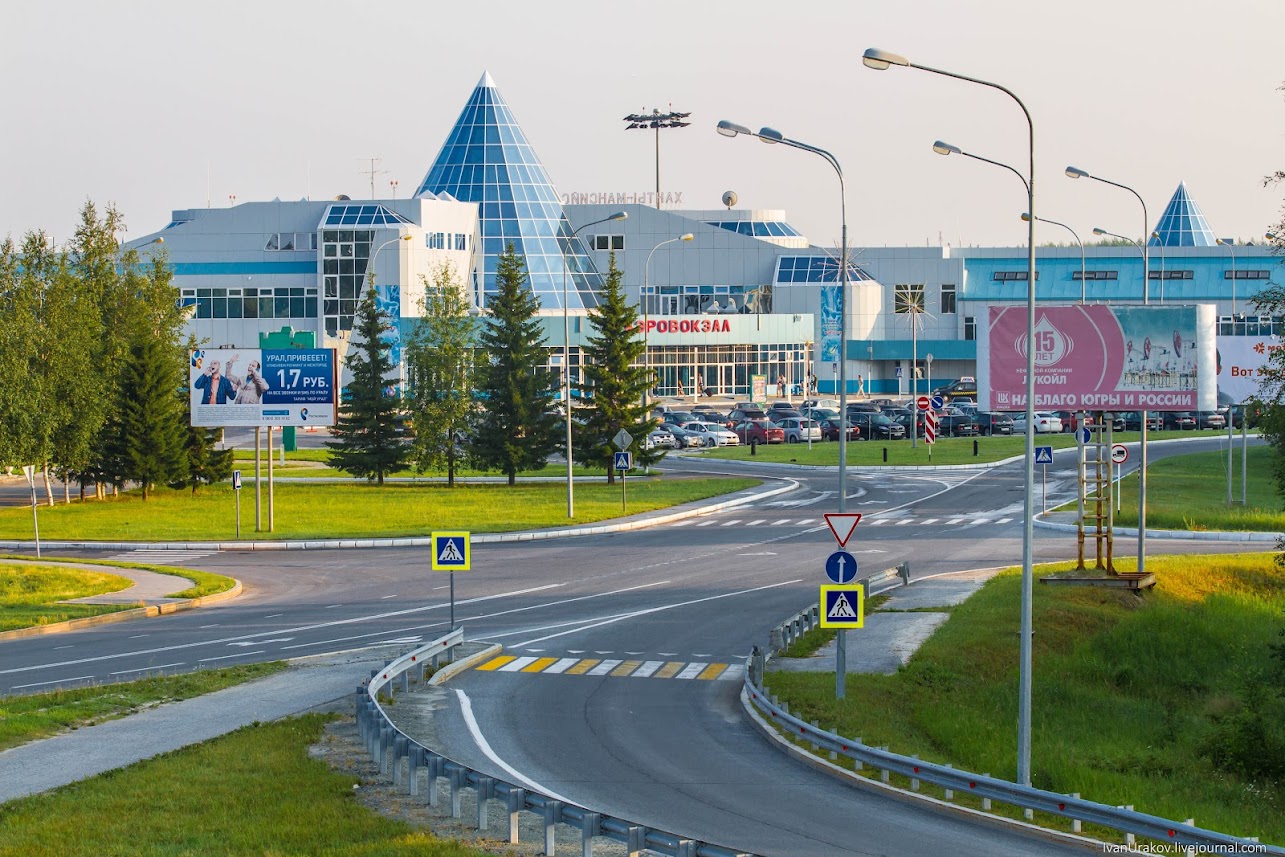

left=1149, top=181, right=1217, bottom=247
left=415, top=72, right=604, bottom=310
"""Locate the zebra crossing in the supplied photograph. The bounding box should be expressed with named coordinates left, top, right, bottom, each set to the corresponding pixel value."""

left=474, top=653, right=746, bottom=682
left=661, top=514, right=1015, bottom=529
left=104, top=549, right=220, bottom=564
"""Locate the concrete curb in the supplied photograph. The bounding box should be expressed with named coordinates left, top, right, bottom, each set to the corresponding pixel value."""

left=428, top=643, right=503, bottom=686
left=0, top=579, right=243, bottom=641
left=1034, top=516, right=1283, bottom=543
left=739, top=684, right=1107, bottom=853
left=0, top=479, right=797, bottom=552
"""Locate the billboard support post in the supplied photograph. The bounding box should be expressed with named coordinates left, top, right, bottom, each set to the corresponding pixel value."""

left=267, top=427, right=275, bottom=533
left=255, top=428, right=262, bottom=532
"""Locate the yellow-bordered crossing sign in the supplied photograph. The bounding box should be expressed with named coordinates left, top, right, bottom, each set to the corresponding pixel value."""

left=819, top=585, right=864, bottom=628
left=431, top=531, right=471, bottom=571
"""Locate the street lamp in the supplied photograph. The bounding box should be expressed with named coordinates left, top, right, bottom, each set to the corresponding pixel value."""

left=1022, top=213, right=1085, bottom=304
left=718, top=118, right=853, bottom=701
left=864, top=46, right=1038, bottom=788
left=1066, top=165, right=1151, bottom=579
left=1217, top=238, right=1238, bottom=315
left=624, top=108, right=691, bottom=208
left=563, top=211, right=629, bottom=519
left=643, top=233, right=694, bottom=406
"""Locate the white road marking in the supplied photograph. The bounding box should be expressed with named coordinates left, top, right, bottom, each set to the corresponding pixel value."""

left=324, top=604, right=342, bottom=609
left=456, top=690, right=572, bottom=803
left=747, top=519, right=766, bottom=525
left=198, top=651, right=264, bottom=663
left=109, top=662, right=184, bottom=676
left=11, top=676, right=94, bottom=690
left=499, top=656, right=538, bottom=672
left=676, top=662, right=708, bottom=679
left=946, top=518, right=965, bottom=525
left=696, top=520, right=717, bottom=527
left=771, top=519, right=791, bottom=525
left=587, top=660, right=623, bottom=675
left=718, top=664, right=746, bottom=681
left=631, top=660, right=665, bottom=678
left=381, top=595, right=398, bottom=599
left=53, top=645, right=73, bottom=650
left=670, top=521, right=694, bottom=527
left=719, top=519, right=741, bottom=526
left=543, top=658, right=579, bottom=674
left=127, top=634, right=149, bottom=639
left=264, top=614, right=283, bottom=619
left=919, top=518, right=938, bottom=525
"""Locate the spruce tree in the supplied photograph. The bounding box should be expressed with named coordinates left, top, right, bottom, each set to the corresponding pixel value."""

left=576, top=252, right=660, bottom=483
left=172, top=424, right=234, bottom=494
left=117, top=340, right=188, bottom=500
left=471, top=243, right=560, bottom=485
left=406, top=262, right=478, bottom=487
left=327, top=281, right=409, bottom=484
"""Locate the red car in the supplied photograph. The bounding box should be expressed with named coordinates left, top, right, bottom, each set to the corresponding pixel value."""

left=818, top=418, right=861, bottom=441
left=734, top=420, right=785, bottom=444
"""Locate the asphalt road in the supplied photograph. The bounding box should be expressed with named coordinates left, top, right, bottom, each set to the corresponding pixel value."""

left=0, top=436, right=1267, bottom=854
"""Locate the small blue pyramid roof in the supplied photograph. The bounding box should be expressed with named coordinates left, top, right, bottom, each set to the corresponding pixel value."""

left=1148, top=181, right=1217, bottom=247
left=416, top=72, right=604, bottom=310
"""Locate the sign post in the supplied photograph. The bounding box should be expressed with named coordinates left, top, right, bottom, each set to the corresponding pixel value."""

left=1035, top=446, right=1053, bottom=513
left=613, top=430, right=634, bottom=512
left=431, top=531, right=472, bottom=630
left=22, top=465, right=39, bottom=559
left=823, top=512, right=862, bottom=699
left=232, top=470, right=242, bottom=539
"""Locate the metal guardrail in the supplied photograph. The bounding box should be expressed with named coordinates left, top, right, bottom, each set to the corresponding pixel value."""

left=743, top=596, right=1281, bottom=856
left=763, top=562, right=909, bottom=655
left=357, top=628, right=757, bottom=857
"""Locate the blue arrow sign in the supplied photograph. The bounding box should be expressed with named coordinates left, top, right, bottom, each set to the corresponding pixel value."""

left=930, top=395, right=944, bottom=409
left=613, top=451, right=633, bottom=471
left=1035, top=446, right=1053, bottom=465
left=1079, top=427, right=1091, bottom=444
left=825, top=550, right=858, bottom=584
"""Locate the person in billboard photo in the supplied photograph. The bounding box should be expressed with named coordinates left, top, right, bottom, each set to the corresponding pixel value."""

left=233, top=359, right=269, bottom=404
left=193, top=357, right=238, bottom=404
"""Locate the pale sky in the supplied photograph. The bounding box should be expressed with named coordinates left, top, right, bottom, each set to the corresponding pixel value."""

left=5, top=0, right=1283, bottom=250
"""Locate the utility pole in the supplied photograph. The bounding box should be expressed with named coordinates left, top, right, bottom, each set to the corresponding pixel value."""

left=623, top=107, right=691, bottom=208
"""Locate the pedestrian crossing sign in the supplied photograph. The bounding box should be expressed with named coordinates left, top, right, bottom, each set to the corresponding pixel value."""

left=819, top=585, right=864, bottom=629
left=431, top=531, right=471, bottom=571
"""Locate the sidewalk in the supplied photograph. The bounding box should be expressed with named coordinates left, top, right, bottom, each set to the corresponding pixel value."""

left=1, top=558, right=196, bottom=606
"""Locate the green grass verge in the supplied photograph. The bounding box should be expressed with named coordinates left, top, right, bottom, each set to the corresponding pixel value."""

left=763, top=553, right=1285, bottom=844
left=0, top=713, right=489, bottom=856
left=0, top=555, right=238, bottom=601
left=0, top=478, right=758, bottom=542
left=231, top=446, right=612, bottom=477
left=0, top=563, right=135, bottom=631
left=0, top=662, right=287, bottom=752
left=1107, top=445, right=1284, bottom=531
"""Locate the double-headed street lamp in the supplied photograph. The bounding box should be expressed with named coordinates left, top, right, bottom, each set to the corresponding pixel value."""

left=864, top=46, right=1039, bottom=788
left=1021, top=213, right=1085, bottom=304
left=643, top=233, right=694, bottom=406
left=717, top=119, right=853, bottom=700
left=1067, top=165, right=1151, bottom=577
left=562, top=211, right=629, bottom=519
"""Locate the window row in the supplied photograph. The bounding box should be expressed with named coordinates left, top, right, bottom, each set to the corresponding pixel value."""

left=182, top=287, right=318, bottom=320
left=427, top=232, right=470, bottom=251
left=992, top=271, right=1040, bottom=281
left=1149, top=270, right=1194, bottom=280
left=265, top=232, right=318, bottom=251
left=593, top=234, right=624, bottom=251
left=1225, top=270, right=1271, bottom=280
left=1071, top=270, right=1118, bottom=280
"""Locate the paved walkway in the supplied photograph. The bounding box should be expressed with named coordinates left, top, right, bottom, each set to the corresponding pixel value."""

left=3, top=558, right=196, bottom=606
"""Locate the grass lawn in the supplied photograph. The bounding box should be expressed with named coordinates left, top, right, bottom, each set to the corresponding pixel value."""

left=0, top=662, right=287, bottom=751
left=0, top=563, right=135, bottom=631
left=0, top=555, right=238, bottom=602
left=764, top=552, right=1285, bottom=844
left=700, top=429, right=1234, bottom=467
left=0, top=478, right=758, bottom=542
left=232, top=446, right=612, bottom=478
left=0, top=713, right=489, bottom=856
left=1109, top=445, right=1283, bottom=531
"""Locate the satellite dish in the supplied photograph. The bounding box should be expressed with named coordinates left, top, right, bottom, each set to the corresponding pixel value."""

left=335, top=194, right=351, bottom=201
left=722, top=191, right=737, bottom=209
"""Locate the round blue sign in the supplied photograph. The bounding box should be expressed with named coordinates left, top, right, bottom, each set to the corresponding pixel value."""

left=931, top=395, right=945, bottom=409
left=1078, top=426, right=1091, bottom=444
left=825, top=550, right=858, bottom=585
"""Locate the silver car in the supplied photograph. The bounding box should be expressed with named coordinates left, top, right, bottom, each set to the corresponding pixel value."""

left=775, top=417, right=822, bottom=443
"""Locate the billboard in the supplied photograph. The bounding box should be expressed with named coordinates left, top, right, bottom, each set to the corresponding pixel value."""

left=1216, top=335, right=1276, bottom=405
left=190, top=348, right=336, bottom=427
left=977, top=304, right=1217, bottom=412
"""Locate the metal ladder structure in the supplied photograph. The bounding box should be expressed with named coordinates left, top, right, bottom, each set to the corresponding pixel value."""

left=1077, top=412, right=1115, bottom=571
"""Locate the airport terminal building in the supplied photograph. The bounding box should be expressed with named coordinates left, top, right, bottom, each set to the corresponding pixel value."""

left=134, top=72, right=1279, bottom=401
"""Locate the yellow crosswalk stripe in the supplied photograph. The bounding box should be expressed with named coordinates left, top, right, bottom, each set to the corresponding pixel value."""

left=522, top=657, right=560, bottom=673
left=611, top=660, right=642, bottom=677
left=653, top=661, right=685, bottom=679
left=697, top=663, right=729, bottom=680
left=477, top=655, right=517, bottom=671
left=565, top=659, right=601, bottom=675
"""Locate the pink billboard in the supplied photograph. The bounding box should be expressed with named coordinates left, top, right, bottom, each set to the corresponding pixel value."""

left=977, top=304, right=1217, bottom=412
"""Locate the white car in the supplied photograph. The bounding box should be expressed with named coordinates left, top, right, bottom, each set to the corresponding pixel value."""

left=1012, top=411, right=1064, bottom=434
left=681, top=421, right=741, bottom=447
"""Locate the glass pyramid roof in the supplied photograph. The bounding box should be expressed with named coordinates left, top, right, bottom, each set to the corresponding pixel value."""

left=1149, top=181, right=1217, bottom=247
left=415, top=72, right=603, bottom=310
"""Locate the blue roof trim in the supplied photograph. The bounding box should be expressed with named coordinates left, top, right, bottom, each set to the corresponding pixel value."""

left=854, top=339, right=976, bottom=361
left=172, top=261, right=317, bottom=276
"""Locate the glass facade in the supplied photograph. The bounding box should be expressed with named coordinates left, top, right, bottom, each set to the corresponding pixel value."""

left=322, top=204, right=410, bottom=227
left=702, top=220, right=802, bottom=238
left=321, top=230, right=373, bottom=335
left=774, top=255, right=872, bottom=283
left=1150, top=182, right=1217, bottom=247
left=415, top=72, right=603, bottom=310
left=180, top=286, right=318, bottom=320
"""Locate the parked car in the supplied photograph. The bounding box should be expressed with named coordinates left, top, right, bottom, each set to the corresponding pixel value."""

left=1220, top=405, right=1245, bottom=429
left=734, top=420, right=786, bottom=444
left=845, top=402, right=881, bottom=414
left=726, top=407, right=768, bottom=428
left=818, top=418, right=861, bottom=442
left=848, top=411, right=906, bottom=440
left=869, top=398, right=898, bottom=408
left=891, top=410, right=926, bottom=438
left=680, top=421, right=740, bottom=447
left=801, top=398, right=841, bottom=411
left=1161, top=411, right=1197, bottom=431
left=766, top=404, right=803, bottom=422
left=775, top=417, right=822, bottom=443
left=1086, top=413, right=1127, bottom=432
left=937, top=410, right=980, bottom=437
left=1050, top=411, right=1080, bottom=433
left=644, top=428, right=676, bottom=450
left=801, top=407, right=839, bottom=423
left=1121, top=411, right=1163, bottom=432
left=932, top=378, right=978, bottom=401
left=1197, top=410, right=1227, bottom=430
left=975, top=412, right=1015, bottom=435
left=1012, top=412, right=1063, bottom=434
left=661, top=423, right=706, bottom=449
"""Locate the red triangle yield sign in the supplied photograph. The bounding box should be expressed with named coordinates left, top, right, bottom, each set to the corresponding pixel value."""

left=824, top=513, right=862, bottom=547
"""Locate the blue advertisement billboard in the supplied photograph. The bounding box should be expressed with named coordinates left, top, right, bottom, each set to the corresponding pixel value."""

left=190, top=348, right=336, bottom=427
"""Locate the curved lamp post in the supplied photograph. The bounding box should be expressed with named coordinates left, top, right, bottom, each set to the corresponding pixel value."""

left=864, top=46, right=1038, bottom=788
left=563, top=211, right=629, bottom=519
left=717, top=118, right=853, bottom=700
left=644, top=233, right=694, bottom=405
left=1022, top=213, right=1085, bottom=304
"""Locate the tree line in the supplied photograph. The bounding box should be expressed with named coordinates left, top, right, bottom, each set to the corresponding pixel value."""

left=0, top=203, right=230, bottom=504
left=332, top=242, right=662, bottom=488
